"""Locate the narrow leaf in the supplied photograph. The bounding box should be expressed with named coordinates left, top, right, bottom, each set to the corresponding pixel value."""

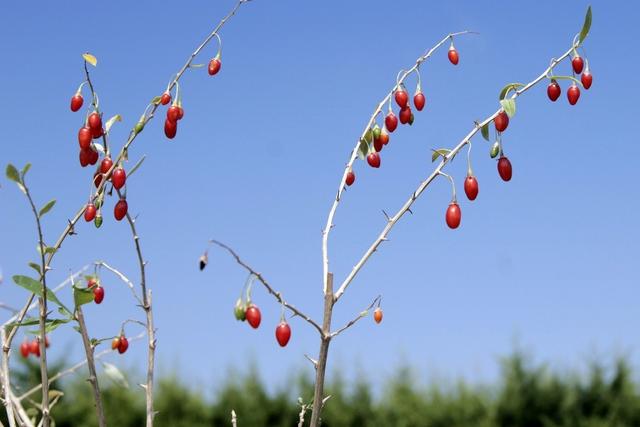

left=481, top=123, right=490, bottom=141
left=127, top=155, right=146, bottom=178
left=21, top=163, right=32, bottom=178
left=500, top=99, right=516, bottom=118
left=6, top=164, right=20, bottom=183
left=82, top=53, right=98, bottom=67
left=102, top=362, right=129, bottom=388
left=12, top=275, right=71, bottom=314
left=151, top=96, right=162, bottom=105
left=105, top=114, right=122, bottom=134
left=357, top=139, right=368, bottom=160
left=578, top=6, right=592, bottom=45
left=498, top=83, right=524, bottom=100
left=38, top=199, right=56, bottom=217
left=431, top=148, right=451, bottom=163
left=28, top=262, right=42, bottom=275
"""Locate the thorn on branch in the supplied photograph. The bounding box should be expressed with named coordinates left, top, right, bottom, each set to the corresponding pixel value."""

left=407, top=208, right=413, bottom=215
left=382, top=210, right=390, bottom=221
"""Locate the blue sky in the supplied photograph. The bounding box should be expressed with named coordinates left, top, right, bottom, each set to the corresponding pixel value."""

left=1, top=0, right=638, bottom=395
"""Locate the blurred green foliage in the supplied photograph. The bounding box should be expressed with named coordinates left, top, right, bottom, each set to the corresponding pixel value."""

left=3, top=351, right=639, bottom=426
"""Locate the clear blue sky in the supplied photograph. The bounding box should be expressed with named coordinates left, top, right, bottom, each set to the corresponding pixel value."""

left=1, top=0, right=638, bottom=395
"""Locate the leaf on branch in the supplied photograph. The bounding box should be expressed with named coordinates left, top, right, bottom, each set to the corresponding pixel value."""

left=28, top=262, right=42, bottom=275
left=102, top=362, right=129, bottom=388
left=498, top=83, right=524, bottom=100
left=128, top=155, right=146, bottom=178
left=431, top=148, right=451, bottom=163
left=151, top=96, right=162, bottom=105
left=36, top=245, right=57, bottom=255
left=38, top=199, right=56, bottom=217
left=578, top=6, right=592, bottom=45
left=6, top=164, right=20, bottom=183
left=21, top=163, right=31, bottom=178
left=73, top=283, right=95, bottom=307
left=500, top=99, right=516, bottom=118
left=8, top=317, right=70, bottom=332
left=105, top=114, right=122, bottom=134
left=12, top=275, right=71, bottom=315
left=481, top=123, right=490, bottom=141
left=357, top=139, right=369, bottom=160
left=82, top=53, right=98, bottom=67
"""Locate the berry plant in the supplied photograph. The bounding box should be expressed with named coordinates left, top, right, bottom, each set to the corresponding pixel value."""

left=2, top=2, right=593, bottom=426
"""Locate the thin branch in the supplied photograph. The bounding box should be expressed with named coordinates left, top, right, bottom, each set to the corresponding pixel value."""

left=74, top=306, right=106, bottom=427
left=330, top=295, right=381, bottom=338
left=20, top=177, right=51, bottom=427
left=321, top=30, right=477, bottom=295
left=95, top=261, right=143, bottom=305
left=16, top=332, right=145, bottom=402
left=208, top=239, right=323, bottom=335
left=334, top=41, right=579, bottom=301
left=230, top=410, right=237, bottom=427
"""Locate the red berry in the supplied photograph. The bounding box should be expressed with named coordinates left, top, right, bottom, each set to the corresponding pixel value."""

left=167, top=106, right=180, bottom=122
left=245, top=305, right=262, bottom=329
left=572, top=55, right=584, bottom=74
left=385, top=112, right=398, bottom=133
left=413, top=92, right=425, bottom=111
left=88, top=112, right=102, bottom=132
left=394, top=89, right=408, bottom=108
left=445, top=202, right=461, bottom=229
left=345, top=170, right=355, bottom=186
left=78, top=126, right=92, bottom=149
left=84, top=203, right=97, bottom=222
left=93, top=286, right=105, bottom=304
left=497, top=156, right=512, bottom=181
left=111, top=337, right=120, bottom=350
left=70, top=94, right=84, bottom=112
left=87, top=278, right=97, bottom=288
left=117, top=336, right=129, bottom=354
left=494, top=111, right=509, bottom=132
left=160, top=92, right=171, bottom=105
left=93, top=171, right=103, bottom=188
left=567, top=84, right=580, bottom=105
left=399, top=106, right=412, bottom=124
left=177, top=106, right=184, bottom=120
left=373, top=137, right=383, bottom=153
left=45, top=336, right=50, bottom=348
left=112, top=167, right=126, bottom=190
left=379, top=130, right=390, bottom=146
left=100, top=157, right=113, bottom=175
left=373, top=307, right=383, bottom=324
left=367, top=152, right=381, bottom=168
left=114, top=198, right=128, bottom=221
left=20, top=341, right=30, bottom=358
left=448, top=47, right=459, bottom=65
left=88, top=147, right=99, bottom=165
left=275, top=322, right=291, bottom=347
left=208, top=58, right=222, bottom=76
left=464, top=176, right=479, bottom=201
left=581, top=70, right=593, bottom=90
left=79, top=148, right=91, bottom=167
left=164, top=118, right=178, bottom=139
left=91, top=126, right=104, bottom=139
left=30, top=340, right=40, bottom=357
left=547, top=80, right=561, bottom=102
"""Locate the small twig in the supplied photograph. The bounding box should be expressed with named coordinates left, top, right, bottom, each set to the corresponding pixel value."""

left=330, top=295, right=381, bottom=338
left=94, top=261, right=142, bottom=305
left=231, top=410, right=237, bottom=427
left=208, top=239, right=323, bottom=335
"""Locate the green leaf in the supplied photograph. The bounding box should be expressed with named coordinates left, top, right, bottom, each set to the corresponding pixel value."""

left=578, top=6, right=592, bottom=45
left=363, top=128, right=373, bottom=143
left=12, top=275, right=71, bottom=315
left=28, top=262, right=41, bottom=275
left=82, top=53, right=98, bottom=67
left=500, top=99, right=516, bottom=118
left=127, top=155, right=146, bottom=178
left=36, top=245, right=57, bottom=256
left=431, top=148, right=451, bottom=163
left=356, top=139, right=368, bottom=160
left=38, top=199, right=56, bottom=217
left=21, top=163, right=32, bottom=178
left=9, top=317, right=70, bottom=333
left=151, top=96, right=162, bottom=105
left=105, top=114, right=122, bottom=134
left=498, top=83, right=524, bottom=100
left=481, top=123, right=490, bottom=141
left=102, top=362, right=129, bottom=388
left=6, top=164, right=20, bottom=183
left=73, top=284, right=95, bottom=307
